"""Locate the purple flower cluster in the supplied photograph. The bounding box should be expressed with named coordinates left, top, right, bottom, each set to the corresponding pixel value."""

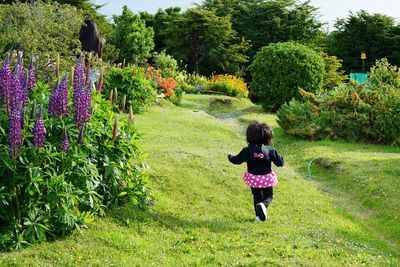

left=73, top=55, right=92, bottom=131
left=33, top=105, right=45, bottom=147
left=49, top=74, right=69, bottom=117
left=10, top=62, right=23, bottom=113
left=8, top=108, right=21, bottom=158
left=26, top=59, right=36, bottom=91
left=0, top=54, right=11, bottom=112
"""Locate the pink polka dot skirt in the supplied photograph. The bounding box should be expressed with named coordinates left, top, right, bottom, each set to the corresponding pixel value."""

left=243, top=171, right=278, bottom=188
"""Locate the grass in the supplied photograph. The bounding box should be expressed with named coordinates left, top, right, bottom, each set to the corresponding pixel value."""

left=0, top=94, right=399, bottom=266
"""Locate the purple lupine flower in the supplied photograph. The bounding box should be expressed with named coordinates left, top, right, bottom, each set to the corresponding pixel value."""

left=85, top=59, right=90, bottom=86
left=16, top=54, right=25, bottom=89
left=59, top=73, right=69, bottom=116
left=20, top=107, right=25, bottom=129
left=26, top=58, right=36, bottom=90
left=48, top=80, right=59, bottom=116
left=73, top=55, right=84, bottom=124
left=21, top=77, right=29, bottom=107
left=60, top=127, right=69, bottom=152
left=85, top=81, right=92, bottom=121
left=33, top=105, right=45, bottom=147
left=8, top=108, right=21, bottom=158
left=0, top=54, right=12, bottom=112
left=10, top=65, right=23, bottom=113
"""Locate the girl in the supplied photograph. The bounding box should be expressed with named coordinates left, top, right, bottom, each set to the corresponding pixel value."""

left=227, top=122, right=284, bottom=222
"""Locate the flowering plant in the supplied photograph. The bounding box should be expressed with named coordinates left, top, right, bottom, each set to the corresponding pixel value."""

left=0, top=54, right=148, bottom=250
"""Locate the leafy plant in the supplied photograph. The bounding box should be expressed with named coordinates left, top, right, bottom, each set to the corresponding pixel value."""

left=103, top=66, right=156, bottom=113
left=277, top=59, right=400, bottom=145
left=0, top=2, right=83, bottom=81
left=250, top=42, right=325, bottom=112
left=0, top=55, right=148, bottom=250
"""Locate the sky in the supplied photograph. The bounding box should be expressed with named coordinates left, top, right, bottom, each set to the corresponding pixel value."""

left=93, top=0, right=400, bottom=30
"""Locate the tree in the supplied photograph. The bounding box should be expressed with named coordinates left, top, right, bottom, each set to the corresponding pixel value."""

left=112, top=6, right=154, bottom=64
left=328, top=10, right=400, bottom=73
left=164, top=8, right=249, bottom=76
left=140, top=7, right=182, bottom=53
left=202, top=0, right=322, bottom=58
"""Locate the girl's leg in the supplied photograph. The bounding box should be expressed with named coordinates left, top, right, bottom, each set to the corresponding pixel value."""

left=261, top=187, right=273, bottom=208
left=250, top=187, right=262, bottom=216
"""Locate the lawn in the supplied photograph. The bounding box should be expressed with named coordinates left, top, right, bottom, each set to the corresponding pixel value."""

left=0, top=94, right=398, bottom=266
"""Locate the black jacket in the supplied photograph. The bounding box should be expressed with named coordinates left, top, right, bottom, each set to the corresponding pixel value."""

left=228, top=144, right=284, bottom=175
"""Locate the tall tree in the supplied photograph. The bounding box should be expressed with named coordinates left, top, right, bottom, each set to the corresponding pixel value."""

left=202, top=0, right=322, bottom=58
left=140, top=7, right=182, bottom=53
left=328, top=10, right=400, bottom=73
left=112, top=6, right=154, bottom=64
left=164, top=8, right=249, bottom=76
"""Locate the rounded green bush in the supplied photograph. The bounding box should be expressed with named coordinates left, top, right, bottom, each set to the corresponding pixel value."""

left=103, top=67, right=156, bottom=113
left=250, top=42, right=325, bottom=111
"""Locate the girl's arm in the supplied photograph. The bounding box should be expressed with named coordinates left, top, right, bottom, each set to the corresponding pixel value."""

left=227, top=148, right=247, bottom=164
left=270, top=149, right=284, bottom=167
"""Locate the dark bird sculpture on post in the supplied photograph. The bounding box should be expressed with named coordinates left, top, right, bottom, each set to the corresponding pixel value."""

left=79, top=19, right=106, bottom=59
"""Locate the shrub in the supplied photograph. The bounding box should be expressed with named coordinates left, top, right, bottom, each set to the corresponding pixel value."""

left=153, top=50, right=179, bottom=78
left=250, top=42, right=325, bottom=111
left=0, top=55, right=148, bottom=250
left=207, top=74, right=248, bottom=97
left=0, top=2, right=83, bottom=81
left=277, top=60, right=400, bottom=145
left=103, top=67, right=156, bottom=113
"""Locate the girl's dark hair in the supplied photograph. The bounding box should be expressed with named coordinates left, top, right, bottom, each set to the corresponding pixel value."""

left=246, top=121, right=273, bottom=146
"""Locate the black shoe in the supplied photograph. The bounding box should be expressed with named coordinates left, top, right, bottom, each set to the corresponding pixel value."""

left=256, top=203, right=267, bottom=221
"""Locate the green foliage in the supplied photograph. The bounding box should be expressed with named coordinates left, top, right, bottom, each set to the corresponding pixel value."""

left=140, top=7, right=182, bottom=53
left=0, top=2, right=83, bottom=80
left=0, top=79, right=148, bottom=250
left=152, top=51, right=178, bottom=78
left=328, top=10, right=400, bottom=72
left=175, top=71, right=208, bottom=94
left=202, top=0, right=323, bottom=59
left=112, top=6, right=155, bottom=64
left=103, top=67, right=156, bottom=113
left=277, top=59, right=400, bottom=145
left=164, top=8, right=249, bottom=76
left=250, top=42, right=325, bottom=111
left=207, top=74, right=248, bottom=97
left=320, top=52, right=348, bottom=91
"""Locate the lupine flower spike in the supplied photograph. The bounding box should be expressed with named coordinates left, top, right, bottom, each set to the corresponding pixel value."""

left=121, top=95, right=126, bottom=113
left=8, top=108, right=21, bottom=158
left=85, top=57, right=90, bottom=85
left=60, top=127, right=69, bottom=152
left=0, top=53, right=12, bottom=112
left=10, top=60, right=23, bottom=113
left=26, top=57, right=36, bottom=90
left=109, top=89, right=113, bottom=102
left=113, top=88, right=118, bottom=105
left=20, top=107, right=25, bottom=129
left=112, top=115, right=118, bottom=143
left=33, top=105, right=45, bottom=147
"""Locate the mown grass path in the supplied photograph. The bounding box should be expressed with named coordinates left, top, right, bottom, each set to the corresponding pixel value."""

left=0, top=95, right=398, bottom=266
